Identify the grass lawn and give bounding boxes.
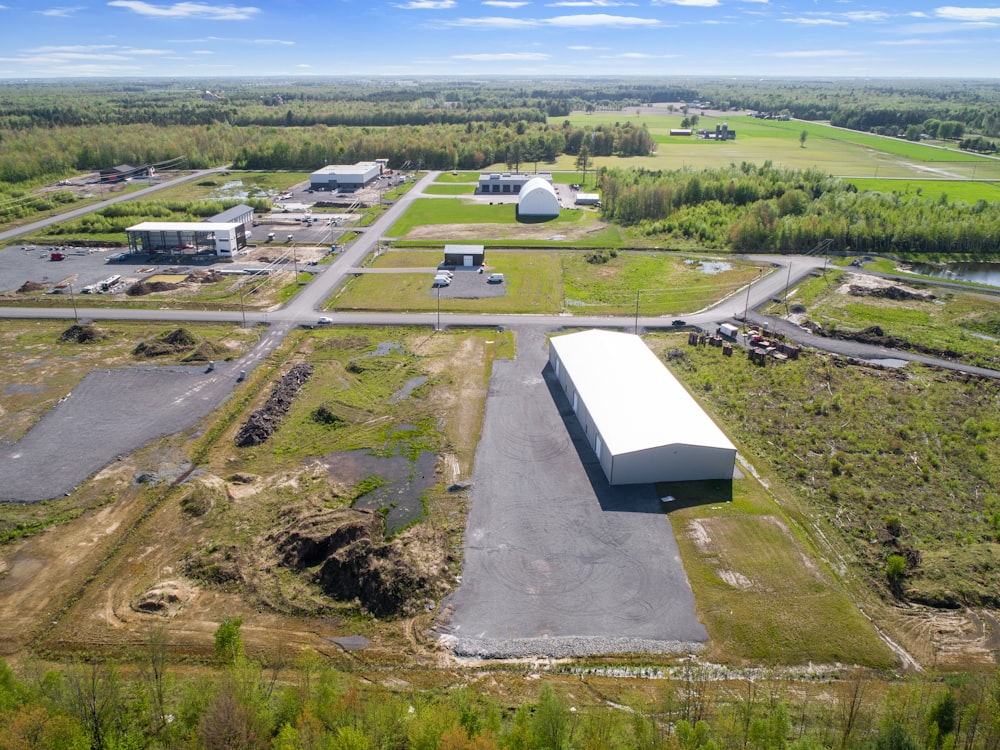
[563,252,761,316]
[433,171,480,183]
[422,184,475,196]
[143,171,310,203]
[653,471,894,666]
[330,251,563,313]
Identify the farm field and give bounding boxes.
[548,112,1000,180]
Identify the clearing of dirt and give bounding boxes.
[404,220,609,243]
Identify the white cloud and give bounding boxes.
[934,6,1000,22]
[780,17,847,26]
[652,0,719,6]
[844,11,888,21]
[600,51,680,58]
[453,52,551,59]
[547,12,660,25]
[877,37,963,45]
[107,1,260,21]
[548,0,635,6]
[483,0,529,6]
[193,49,214,54]
[253,39,295,45]
[449,15,538,27]
[758,49,860,58]
[393,0,456,7]
[38,6,85,16]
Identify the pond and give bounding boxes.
[686,259,733,275]
[908,261,1000,288]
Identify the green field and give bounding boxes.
[422,184,475,195]
[386,197,596,237]
[332,249,760,316]
[546,113,1000,181]
[845,178,1000,203]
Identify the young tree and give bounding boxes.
[800,130,808,148]
[575,143,591,187]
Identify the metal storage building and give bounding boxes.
[443,244,485,267]
[548,329,736,485]
[310,162,381,190]
[517,177,560,220]
[124,221,246,258]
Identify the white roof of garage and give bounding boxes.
[550,329,735,457]
[126,222,240,232]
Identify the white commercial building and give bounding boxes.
[517,177,560,220]
[548,329,736,485]
[310,162,381,191]
[124,222,246,258]
[477,172,551,194]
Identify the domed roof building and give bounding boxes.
[516,177,560,220]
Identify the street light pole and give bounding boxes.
[436,285,441,331]
[743,271,755,334]
[634,290,640,335]
[239,282,246,328]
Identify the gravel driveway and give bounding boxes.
[437,326,708,658]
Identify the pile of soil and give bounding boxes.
[17,281,46,294]
[235,363,314,447]
[181,340,230,363]
[273,507,450,617]
[134,328,198,357]
[127,280,180,296]
[59,324,105,344]
[849,284,935,302]
[188,270,225,284]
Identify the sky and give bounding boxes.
[0,1,999,79]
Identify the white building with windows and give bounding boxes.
[548,329,736,485]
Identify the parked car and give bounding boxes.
[317,316,333,325]
[487,273,505,284]
[432,277,450,287]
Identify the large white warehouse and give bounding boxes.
[548,329,736,485]
[310,162,381,191]
[517,177,560,220]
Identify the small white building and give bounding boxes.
[574,193,601,206]
[443,244,485,267]
[548,330,736,485]
[477,172,551,194]
[517,177,560,220]
[310,162,381,191]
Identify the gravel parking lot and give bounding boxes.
[437,327,708,658]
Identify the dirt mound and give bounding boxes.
[235,363,314,447]
[188,270,225,284]
[127,280,179,296]
[17,281,46,293]
[849,284,935,302]
[59,324,105,344]
[181,340,230,363]
[134,328,198,358]
[132,579,193,617]
[272,507,451,617]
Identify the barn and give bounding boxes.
[548,329,736,485]
[517,177,560,220]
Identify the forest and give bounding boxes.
[597,162,1000,255]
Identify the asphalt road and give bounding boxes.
[437,327,708,657]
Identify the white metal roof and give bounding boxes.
[550,329,735,457]
[444,243,484,256]
[126,222,241,232]
[312,162,379,176]
[518,177,559,216]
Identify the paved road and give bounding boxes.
[0,167,232,245]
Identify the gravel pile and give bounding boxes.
[441,634,705,659]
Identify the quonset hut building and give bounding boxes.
[548,329,736,485]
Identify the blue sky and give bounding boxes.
[0,1,998,79]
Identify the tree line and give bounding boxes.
[597,162,1000,255]
[3,623,1000,750]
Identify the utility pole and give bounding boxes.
[436,285,441,331]
[743,272,755,334]
[69,281,79,324]
[634,290,640,335]
[783,261,793,315]
[239,281,246,327]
